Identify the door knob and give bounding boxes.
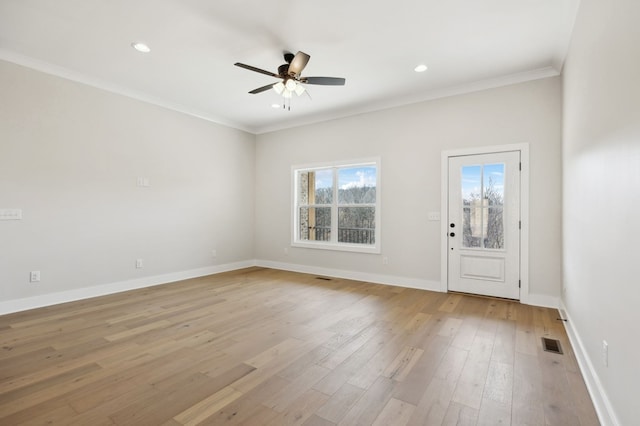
[449,232,455,237]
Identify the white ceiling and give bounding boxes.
[0,0,580,134]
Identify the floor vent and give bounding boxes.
[542,337,563,354]
[315,277,332,281]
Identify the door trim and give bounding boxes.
[440,143,530,303]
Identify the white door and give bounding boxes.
[447,151,521,299]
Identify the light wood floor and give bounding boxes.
[0,268,599,425]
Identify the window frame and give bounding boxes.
[291,158,381,254]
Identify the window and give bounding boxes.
[293,159,380,253]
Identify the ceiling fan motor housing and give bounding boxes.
[234,50,346,95]
[277,63,290,78]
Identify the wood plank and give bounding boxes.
[438,317,463,337]
[441,401,479,426]
[338,376,395,426]
[302,414,337,426]
[451,334,494,410]
[391,335,450,405]
[438,294,463,312]
[512,352,545,426]
[172,386,243,425]
[202,374,289,425]
[371,398,416,426]
[476,361,513,425]
[381,345,424,382]
[406,345,468,426]
[264,364,330,412]
[315,383,364,424]
[403,312,431,333]
[266,389,330,426]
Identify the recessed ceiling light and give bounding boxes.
[131,42,151,53]
[414,64,428,73]
[271,104,281,109]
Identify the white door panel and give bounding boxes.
[448,151,520,299]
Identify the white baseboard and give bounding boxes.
[0,257,561,318]
[0,260,256,316]
[255,260,443,292]
[559,300,619,426]
[521,293,559,309]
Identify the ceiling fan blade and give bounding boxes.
[248,83,276,94]
[288,51,310,77]
[302,77,346,86]
[234,62,279,78]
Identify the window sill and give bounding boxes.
[291,240,381,254]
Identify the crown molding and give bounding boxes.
[0,48,255,134]
[2,48,559,136]
[255,66,560,134]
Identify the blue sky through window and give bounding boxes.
[314,169,333,189]
[339,166,376,190]
[461,163,504,200]
[314,166,377,189]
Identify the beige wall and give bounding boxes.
[0,60,256,307]
[255,76,562,303]
[0,61,563,311]
[562,0,640,424]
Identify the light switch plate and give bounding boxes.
[0,209,22,220]
[427,211,440,221]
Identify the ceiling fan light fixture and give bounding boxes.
[294,84,306,96]
[235,51,345,107]
[273,81,285,95]
[285,79,297,91]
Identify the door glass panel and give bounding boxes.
[486,207,504,249]
[461,165,482,248]
[483,163,505,206]
[484,163,505,249]
[461,163,505,249]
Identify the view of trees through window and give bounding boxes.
[461,163,505,249]
[297,164,377,247]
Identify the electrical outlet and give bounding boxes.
[284,247,289,255]
[602,340,608,367]
[30,271,41,282]
[382,256,389,265]
[136,259,143,269]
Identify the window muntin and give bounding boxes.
[293,160,380,253]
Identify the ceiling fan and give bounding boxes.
[234,51,346,103]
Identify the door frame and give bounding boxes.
[440,143,530,303]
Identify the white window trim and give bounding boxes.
[291,157,381,254]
